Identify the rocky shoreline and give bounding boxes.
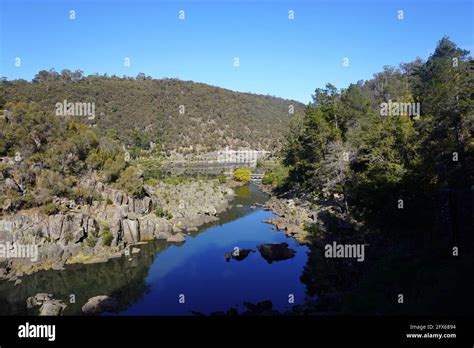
[259,183,361,245]
[0,177,237,283]
[258,184,315,244]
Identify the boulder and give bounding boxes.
[166,233,185,243]
[132,247,140,254]
[225,249,255,262]
[82,295,118,315]
[123,219,140,244]
[257,243,296,264]
[26,296,38,309]
[156,231,171,240]
[39,299,67,316]
[138,215,156,241]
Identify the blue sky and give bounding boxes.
[1,0,472,103]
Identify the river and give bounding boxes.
[0,184,310,315]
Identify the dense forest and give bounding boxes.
[0,74,304,154]
[279,36,473,228]
[267,37,474,314]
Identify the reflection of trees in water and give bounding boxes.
[299,244,363,313]
[235,184,252,198]
[0,241,168,315]
[299,243,474,315]
[0,184,270,316]
[190,184,269,236]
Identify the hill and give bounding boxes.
[1,73,305,153]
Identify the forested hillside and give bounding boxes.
[264,37,474,314]
[279,37,473,228]
[0,74,304,153]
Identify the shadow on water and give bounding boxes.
[0,240,167,315]
[1,183,301,315]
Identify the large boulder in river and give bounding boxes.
[39,299,67,316]
[26,293,67,315]
[224,248,255,262]
[82,295,118,315]
[26,293,53,308]
[257,243,296,264]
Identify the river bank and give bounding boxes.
[258,183,362,245]
[0,183,310,316]
[0,176,240,283]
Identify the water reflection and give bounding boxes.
[0,184,309,315]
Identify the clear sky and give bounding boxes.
[1,0,472,103]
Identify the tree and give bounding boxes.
[414,36,473,188]
[283,105,339,190]
[233,168,251,182]
[117,166,145,197]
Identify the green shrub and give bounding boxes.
[101,225,113,246]
[144,177,159,187]
[86,148,109,170]
[85,235,97,248]
[103,153,127,182]
[117,166,145,198]
[154,207,165,217]
[0,163,9,176]
[218,174,227,184]
[262,164,288,187]
[41,202,60,215]
[72,187,103,205]
[154,207,173,220]
[136,157,162,182]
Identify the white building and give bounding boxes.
[217,146,269,165]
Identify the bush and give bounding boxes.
[262,164,288,187]
[233,168,251,183]
[0,163,9,176]
[144,177,159,187]
[103,153,127,182]
[101,225,113,246]
[117,166,145,198]
[154,207,173,220]
[85,148,109,170]
[218,174,227,184]
[72,187,103,205]
[85,235,97,248]
[36,170,70,198]
[41,202,60,215]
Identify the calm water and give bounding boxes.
[0,184,309,315]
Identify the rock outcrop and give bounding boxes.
[224,248,255,262]
[26,293,67,316]
[0,179,235,281]
[82,295,118,315]
[257,243,296,263]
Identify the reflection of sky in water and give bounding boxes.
[0,184,310,316]
[119,208,309,315]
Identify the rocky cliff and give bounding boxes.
[0,179,235,282]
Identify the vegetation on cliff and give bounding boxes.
[1,74,304,154]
